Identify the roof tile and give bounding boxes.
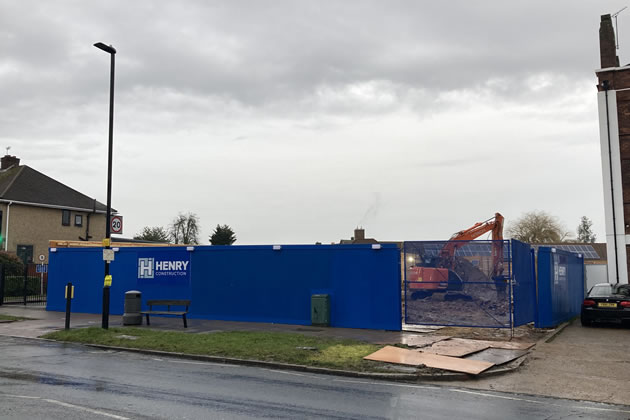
[0,165,108,212]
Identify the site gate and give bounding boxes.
[403,240,536,328]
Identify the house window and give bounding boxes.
[75,214,83,227]
[62,210,71,226]
[17,244,33,264]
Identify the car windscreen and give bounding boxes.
[589,284,613,297]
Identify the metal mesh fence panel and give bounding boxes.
[403,240,512,328]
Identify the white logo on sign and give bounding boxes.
[138,258,154,278]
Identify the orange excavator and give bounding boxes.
[408,213,505,298]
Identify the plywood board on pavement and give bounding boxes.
[475,340,535,350]
[364,346,494,375]
[402,324,444,333]
[401,335,451,348]
[423,338,490,357]
[465,348,528,365]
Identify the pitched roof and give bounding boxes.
[0,165,109,212]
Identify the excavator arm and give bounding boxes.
[439,213,505,278]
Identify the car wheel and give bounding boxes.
[580,317,591,327]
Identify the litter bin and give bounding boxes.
[123,290,142,325]
[311,294,330,326]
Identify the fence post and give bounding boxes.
[23,264,28,306]
[0,264,4,306]
[509,241,514,333]
[531,248,537,327]
[402,242,407,324]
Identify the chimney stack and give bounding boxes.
[1,155,20,170]
[600,14,620,68]
[354,228,365,241]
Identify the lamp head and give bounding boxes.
[94,42,116,54]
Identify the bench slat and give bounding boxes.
[146,299,190,306]
[141,311,187,316]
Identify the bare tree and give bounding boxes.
[506,211,571,243]
[170,212,200,244]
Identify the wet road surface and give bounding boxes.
[0,336,628,419]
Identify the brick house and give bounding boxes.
[0,154,111,264]
[339,228,379,245]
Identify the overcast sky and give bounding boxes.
[1,1,627,244]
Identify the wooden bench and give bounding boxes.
[141,300,190,328]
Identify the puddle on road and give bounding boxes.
[0,369,85,387]
[0,369,109,393]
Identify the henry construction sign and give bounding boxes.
[137,251,191,285]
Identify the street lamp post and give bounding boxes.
[94,42,116,329]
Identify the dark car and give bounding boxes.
[581,283,630,326]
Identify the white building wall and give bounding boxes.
[597,90,628,284]
[585,264,608,291]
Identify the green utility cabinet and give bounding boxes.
[311,294,330,326]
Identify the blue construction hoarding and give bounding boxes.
[47,244,402,331]
[536,247,585,328]
[512,240,536,327]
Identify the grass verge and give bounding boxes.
[43,327,385,372]
[0,314,29,321]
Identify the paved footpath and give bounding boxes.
[436,321,630,406]
[0,306,409,342]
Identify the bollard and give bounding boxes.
[65,282,74,330]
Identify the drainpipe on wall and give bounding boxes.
[84,213,91,240]
[603,80,621,284]
[83,199,96,241]
[4,201,11,252]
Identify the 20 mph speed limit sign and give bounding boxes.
[110,215,123,234]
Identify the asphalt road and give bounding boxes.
[0,336,628,419]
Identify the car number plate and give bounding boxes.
[598,302,617,308]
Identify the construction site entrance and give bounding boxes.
[403,240,535,328]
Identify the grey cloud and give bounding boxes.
[0,0,616,243]
[2,1,611,115]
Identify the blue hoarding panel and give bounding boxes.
[536,247,585,328]
[329,247,401,330]
[47,248,104,315]
[47,244,401,331]
[512,240,536,327]
[190,247,330,325]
